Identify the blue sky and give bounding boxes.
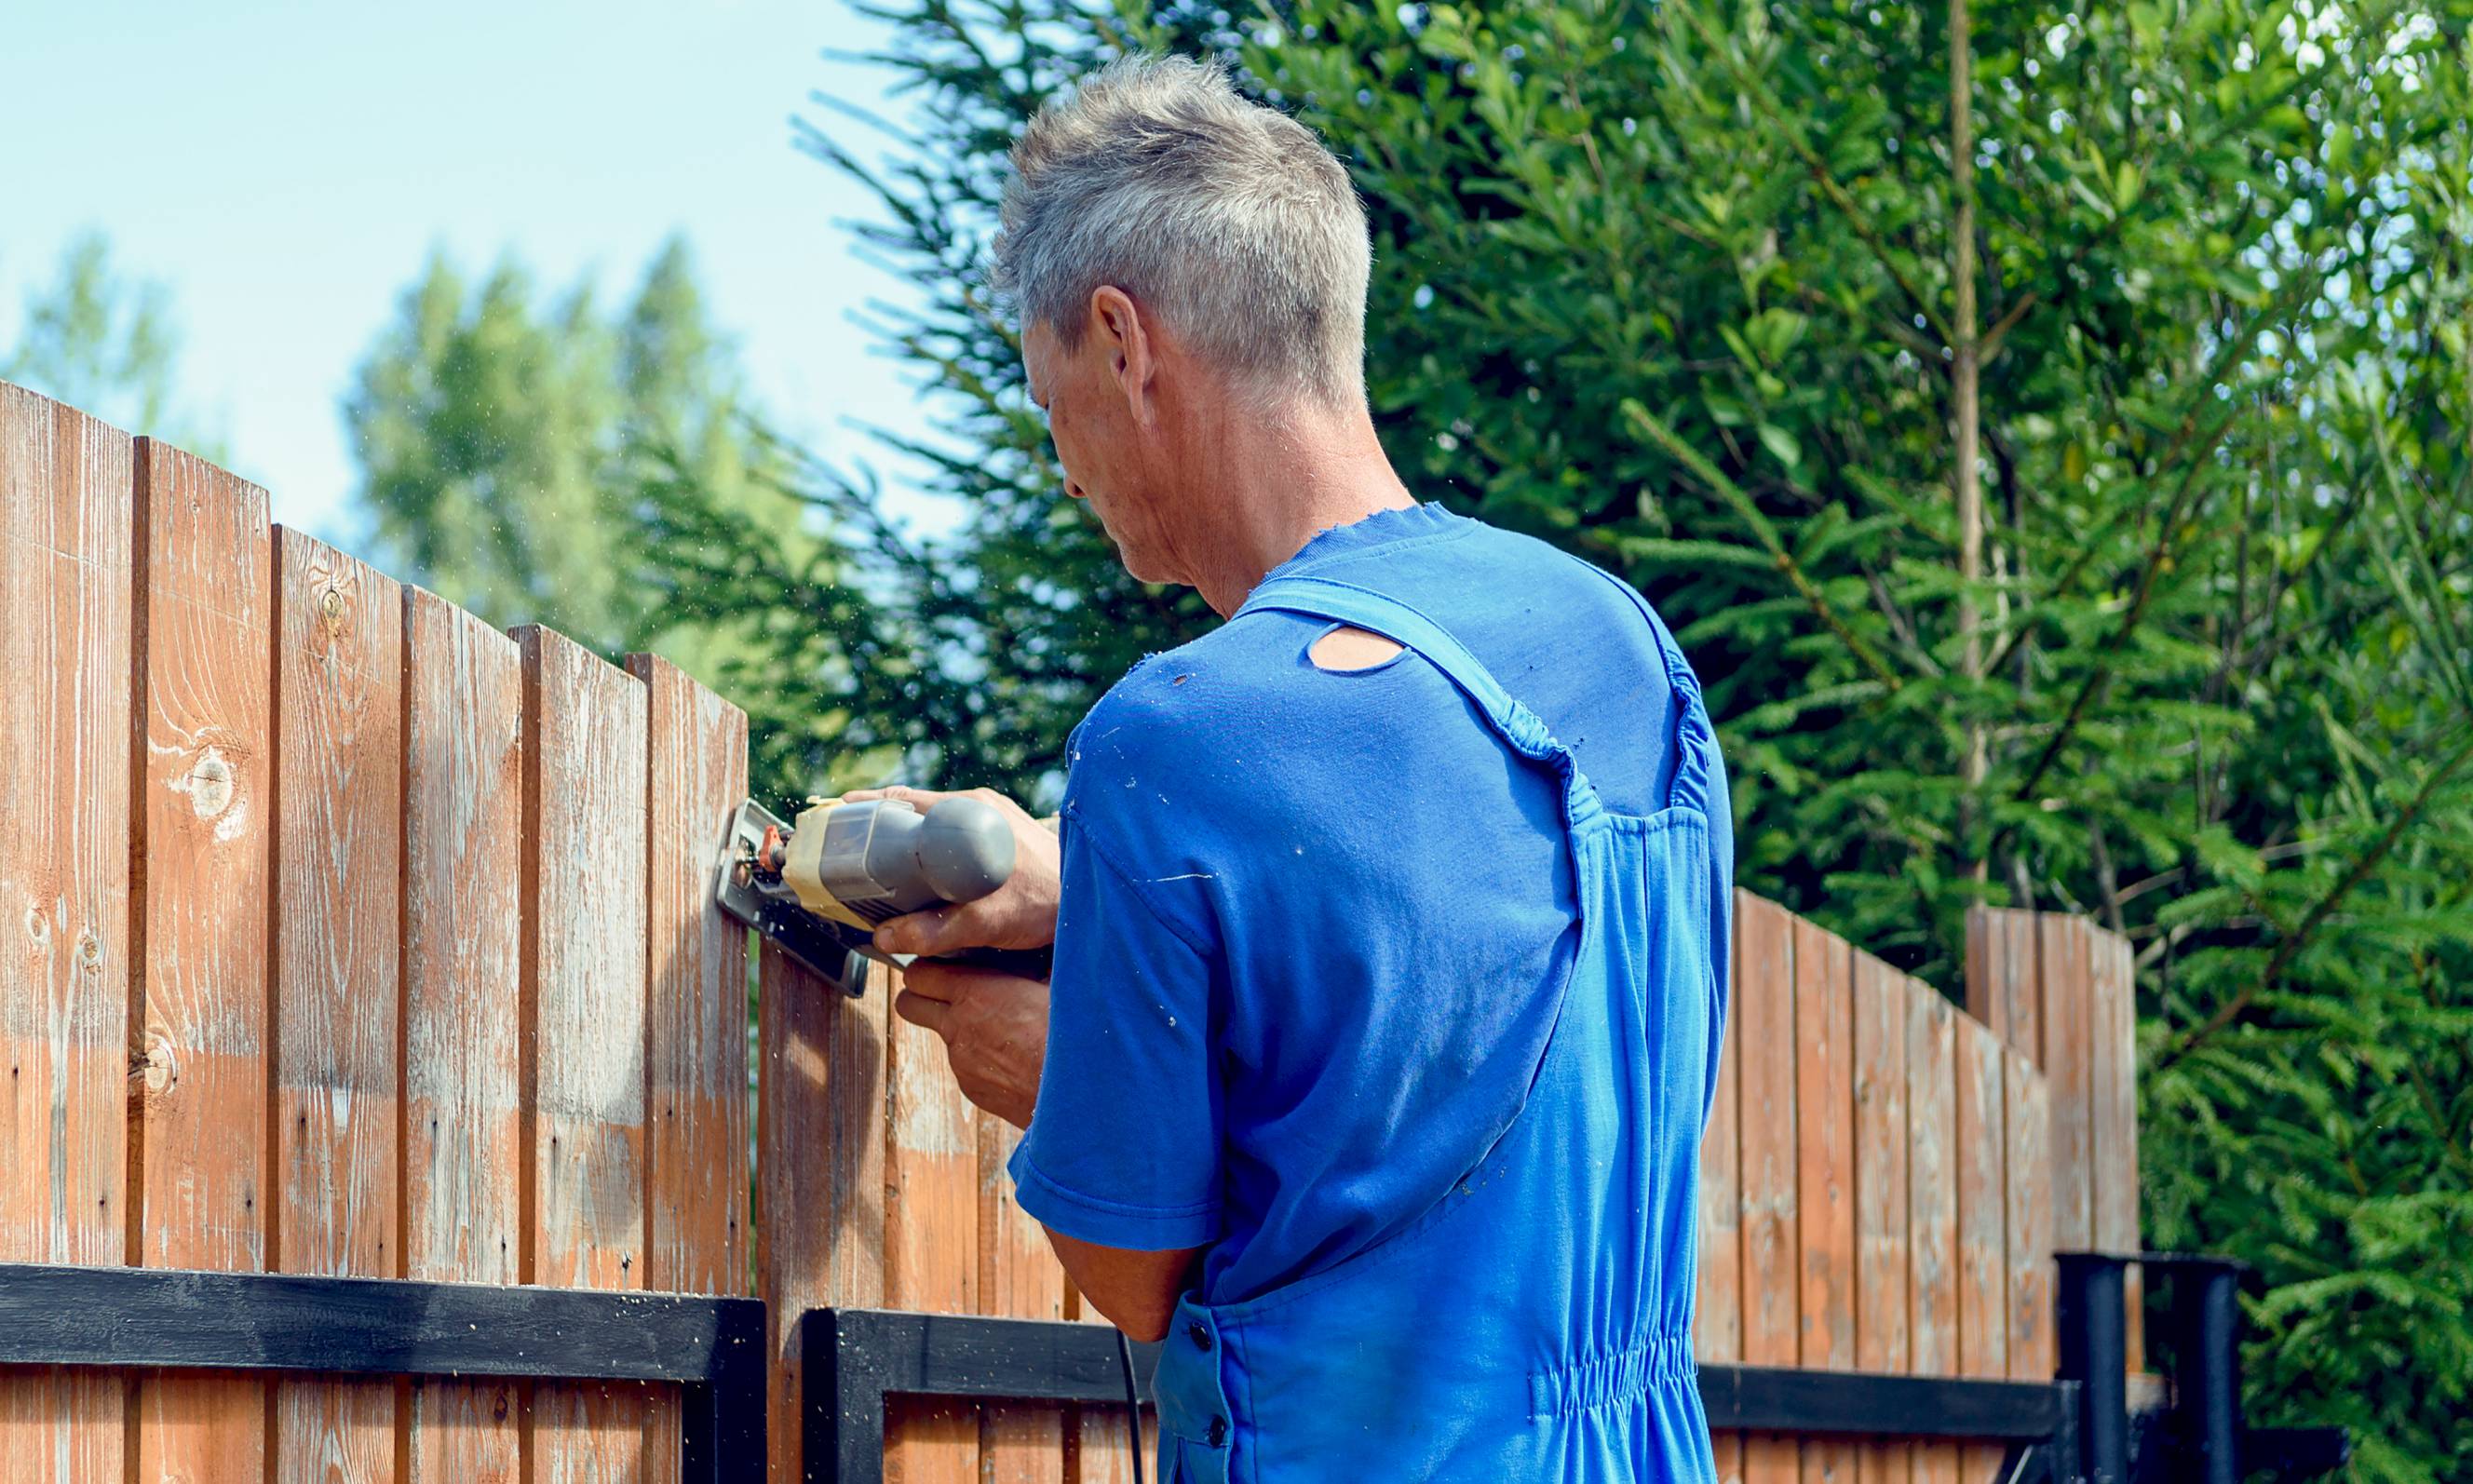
[1,0,947,547]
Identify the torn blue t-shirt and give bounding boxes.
[1007,501,1733,1304]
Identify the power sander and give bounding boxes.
[715,796,1053,997]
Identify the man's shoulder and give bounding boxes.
[1066,619,1313,781]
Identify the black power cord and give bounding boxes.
[1115,1328,1147,1484]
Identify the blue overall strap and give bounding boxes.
[1571,560,1716,816]
[1236,573,1602,827]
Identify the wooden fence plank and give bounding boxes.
[629,654,750,1299]
[2005,1046,2054,1383]
[520,627,654,1484]
[1697,949,1744,1484]
[130,438,271,1482]
[272,529,402,1483]
[1952,1014,2007,1484]
[1962,907,2044,1068]
[1736,891,1798,1484]
[886,969,981,1484]
[1794,916,1855,1484]
[0,384,130,1481]
[1906,982,1959,1484]
[760,948,887,1483]
[1852,951,1910,1484]
[2088,925,2143,1372]
[128,442,274,1484]
[402,589,525,1483]
[981,1110,1066,1484]
[2038,914,2093,1254]
[629,654,750,1477]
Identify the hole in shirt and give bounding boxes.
[1307,624,1407,673]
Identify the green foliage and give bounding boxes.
[344,237,901,798]
[3,231,221,457]
[634,0,2473,1468]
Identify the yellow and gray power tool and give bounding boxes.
[715,796,1053,996]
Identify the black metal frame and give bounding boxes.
[2057,1251,2348,1484]
[803,1306,2080,1484]
[0,1261,766,1482]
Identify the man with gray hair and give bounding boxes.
[858,52,1731,1482]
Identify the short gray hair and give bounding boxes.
[993,53,1372,410]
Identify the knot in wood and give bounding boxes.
[183,753,234,818]
[140,1031,178,1096]
[320,587,345,627]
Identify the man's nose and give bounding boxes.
[1065,478,1088,501]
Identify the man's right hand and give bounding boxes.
[838,785,1062,954]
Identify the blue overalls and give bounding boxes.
[1145,572,1727,1482]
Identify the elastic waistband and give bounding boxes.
[1527,1332,1697,1420]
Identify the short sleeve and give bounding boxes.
[1007,809,1223,1251]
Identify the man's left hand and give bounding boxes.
[892,961,1049,1130]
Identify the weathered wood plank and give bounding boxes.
[1851,951,1910,1484]
[628,654,750,1475]
[272,528,403,1483]
[980,1109,1066,1484]
[2038,913,2094,1254]
[402,588,524,1484]
[1952,1012,2007,1484]
[760,947,887,1482]
[1962,906,2044,1067]
[2088,924,2143,1373]
[628,654,750,1300]
[130,437,271,1483]
[520,627,654,1484]
[1794,915,1855,1484]
[1736,891,1798,1484]
[0,384,130,1481]
[2005,1046,2054,1383]
[1698,948,1744,1484]
[1906,981,1959,1484]
[886,965,980,1484]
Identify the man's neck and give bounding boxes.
[1179,399,1415,618]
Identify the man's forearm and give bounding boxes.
[1044,1228,1204,1342]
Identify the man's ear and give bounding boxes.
[1089,285,1155,425]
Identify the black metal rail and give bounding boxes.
[803,1306,2082,1484]
[0,1261,766,1483]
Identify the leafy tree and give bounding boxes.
[345,237,900,795]
[641,2,2472,1470]
[3,231,221,456]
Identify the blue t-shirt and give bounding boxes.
[1008,502,1734,1304]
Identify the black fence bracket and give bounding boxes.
[2055,1250,2349,1484]
[0,1261,766,1483]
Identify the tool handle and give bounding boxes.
[947,943,1054,981]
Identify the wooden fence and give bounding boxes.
[0,381,2141,1483]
